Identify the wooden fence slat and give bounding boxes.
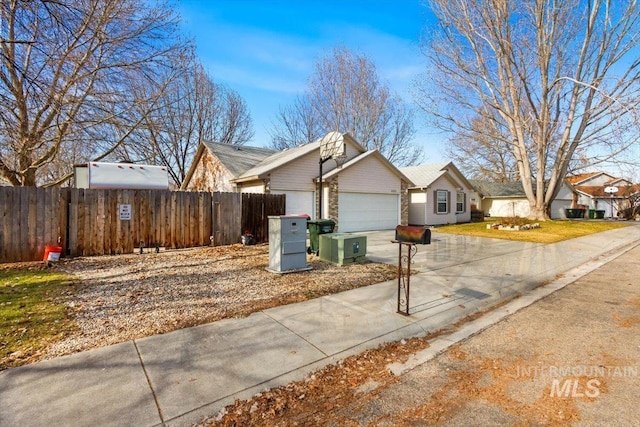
[1,188,13,261]
[58,188,69,257]
[68,189,79,257]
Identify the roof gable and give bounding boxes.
[567,171,616,186]
[321,150,413,183]
[400,163,449,188]
[234,132,367,182]
[400,162,472,190]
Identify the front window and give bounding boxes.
[436,190,448,214]
[456,192,465,213]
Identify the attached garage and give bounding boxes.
[338,193,399,232]
[320,150,411,232]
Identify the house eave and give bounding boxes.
[231,175,264,184]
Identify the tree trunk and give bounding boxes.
[528,204,551,221]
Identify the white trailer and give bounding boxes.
[74,162,170,190]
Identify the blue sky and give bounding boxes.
[177,0,446,163]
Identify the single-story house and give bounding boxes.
[568,172,640,218]
[182,132,413,232]
[400,162,474,226]
[470,179,576,219]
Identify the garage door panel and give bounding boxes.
[274,191,314,217]
[339,193,398,232]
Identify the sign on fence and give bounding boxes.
[119,204,132,220]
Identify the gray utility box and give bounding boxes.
[319,233,367,266]
[267,215,311,273]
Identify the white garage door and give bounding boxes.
[275,190,315,217]
[339,193,399,232]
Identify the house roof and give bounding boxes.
[566,172,601,185]
[234,142,321,182]
[233,132,367,183]
[609,177,634,186]
[180,141,276,189]
[575,184,640,198]
[320,149,414,184]
[400,163,448,188]
[566,171,617,185]
[202,141,276,178]
[400,162,473,190]
[470,180,527,198]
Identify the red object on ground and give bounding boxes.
[43,245,63,262]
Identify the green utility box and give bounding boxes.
[319,233,367,266]
[307,219,335,255]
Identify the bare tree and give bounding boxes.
[0,0,186,186]
[118,53,253,187]
[212,87,254,146]
[446,116,518,182]
[270,95,323,151]
[270,46,422,166]
[418,0,640,219]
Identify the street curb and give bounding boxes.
[386,239,640,376]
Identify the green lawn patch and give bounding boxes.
[436,219,629,243]
[0,267,77,370]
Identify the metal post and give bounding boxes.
[396,242,402,313]
[318,158,322,220]
[611,194,614,219]
[318,157,331,219]
[396,241,415,316]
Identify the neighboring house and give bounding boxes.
[470,179,576,219]
[400,162,474,226]
[182,133,413,232]
[568,172,640,218]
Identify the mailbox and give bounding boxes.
[394,225,431,245]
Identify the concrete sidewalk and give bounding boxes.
[1,225,639,427]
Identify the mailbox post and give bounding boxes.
[393,225,431,315]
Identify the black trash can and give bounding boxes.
[307,219,335,255]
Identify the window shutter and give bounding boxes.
[448,191,451,213]
[433,191,437,214]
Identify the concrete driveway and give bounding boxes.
[360,226,638,311]
[361,229,537,269]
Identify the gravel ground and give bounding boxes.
[206,244,640,426]
[3,244,397,367]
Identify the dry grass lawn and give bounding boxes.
[436,218,629,243]
[1,244,397,370]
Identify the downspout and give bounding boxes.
[422,187,428,225]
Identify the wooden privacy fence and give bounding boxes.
[242,192,287,243]
[0,187,285,263]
